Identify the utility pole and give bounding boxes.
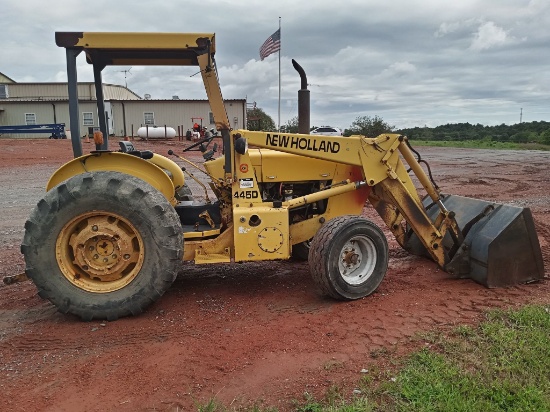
[520,108,523,123]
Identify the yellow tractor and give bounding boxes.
[21,32,544,320]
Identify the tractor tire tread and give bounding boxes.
[308,215,388,300]
[309,216,347,299]
[22,171,183,321]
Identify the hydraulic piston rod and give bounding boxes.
[285,180,367,209]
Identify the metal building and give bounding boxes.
[0,72,246,138]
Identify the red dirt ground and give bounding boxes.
[0,138,548,412]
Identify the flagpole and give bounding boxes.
[278,16,281,131]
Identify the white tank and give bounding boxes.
[137,126,177,139]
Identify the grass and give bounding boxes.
[197,398,278,412]
[197,304,550,411]
[409,140,550,151]
[384,305,550,411]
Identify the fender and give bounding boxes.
[46,152,181,205]
[149,153,185,191]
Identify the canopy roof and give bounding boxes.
[55,32,215,66]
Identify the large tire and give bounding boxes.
[21,171,183,321]
[308,215,388,300]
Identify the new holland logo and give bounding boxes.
[265,133,340,153]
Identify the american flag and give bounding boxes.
[259,29,281,61]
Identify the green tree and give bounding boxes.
[247,107,276,131]
[280,116,299,133]
[510,131,534,143]
[541,129,550,145]
[344,115,394,137]
[396,121,550,143]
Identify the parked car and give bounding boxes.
[310,126,343,136]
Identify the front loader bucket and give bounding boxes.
[409,194,545,288]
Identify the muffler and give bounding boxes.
[408,194,545,287]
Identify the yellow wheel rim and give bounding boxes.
[56,211,144,293]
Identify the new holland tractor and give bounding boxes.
[20,32,544,320]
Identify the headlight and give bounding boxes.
[234,135,248,155]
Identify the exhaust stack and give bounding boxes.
[292,59,310,134]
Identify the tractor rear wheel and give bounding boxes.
[309,216,388,300]
[21,171,183,321]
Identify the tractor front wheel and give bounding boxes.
[309,216,388,300]
[22,171,183,321]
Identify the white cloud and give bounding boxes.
[435,22,462,38]
[381,61,417,76]
[470,21,509,51]
[527,0,549,14]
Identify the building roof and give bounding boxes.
[108,98,246,103]
[0,72,16,83]
[1,82,142,101]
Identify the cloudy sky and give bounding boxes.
[2,0,549,130]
